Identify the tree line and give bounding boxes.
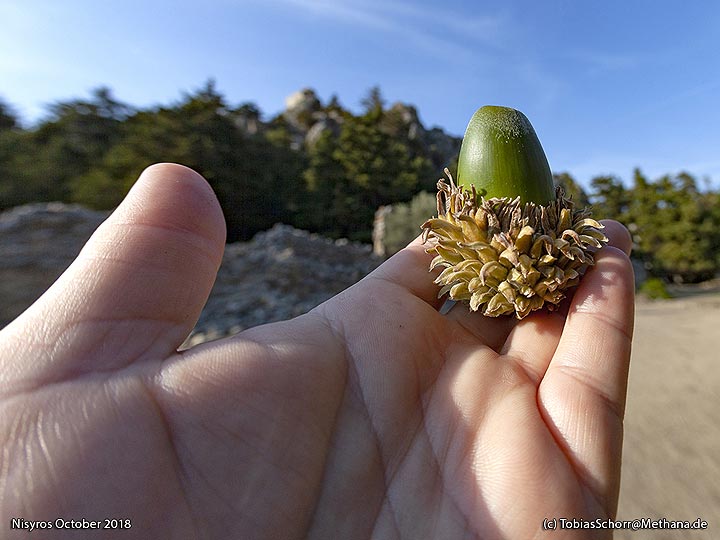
[0,83,444,244]
[1,83,719,282]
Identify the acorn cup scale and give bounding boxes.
[422,105,608,319]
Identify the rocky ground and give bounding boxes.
[1,203,717,538]
[183,223,382,346]
[0,204,382,340]
[0,203,108,326]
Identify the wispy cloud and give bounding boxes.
[633,79,720,119]
[275,0,396,31]
[515,60,565,110]
[349,0,508,45]
[566,50,640,75]
[262,0,508,63]
[261,0,571,114]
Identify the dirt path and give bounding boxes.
[615,293,720,539]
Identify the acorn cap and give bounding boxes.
[457,105,555,205]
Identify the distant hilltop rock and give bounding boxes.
[284,88,322,125]
[388,102,422,140]
[277,87,461,168]
[0,203,382,345]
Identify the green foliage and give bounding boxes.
[593,169,720,283]
[1,87,131,209]
[382,191,437,255]
[360,86,385,116]
[0,85,442,241]
[0,98,19,131]
[1,83,720,284]
[69,82,306,241]
[303,101,433,241]
[639,277,672,299]
[0,130,21,207]
[554,172,590,207]
[589,174,629,220]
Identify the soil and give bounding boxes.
[615,291,720,539]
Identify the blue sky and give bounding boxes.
[2,0,720,188]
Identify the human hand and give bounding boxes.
[0,164,634,539]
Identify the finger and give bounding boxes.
[366,235,443,308]
[369,234,516,348]
[498,310,566,382]
[599,219,632,256]
[537,244,635,514]
[0,163,226,393]
[500,219,634,383]
[445,306,516,352]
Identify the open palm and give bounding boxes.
[0,164,634,539]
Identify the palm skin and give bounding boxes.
[0,164,634,539]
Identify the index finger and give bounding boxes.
[366,235,444,309]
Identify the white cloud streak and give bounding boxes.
[565,50,640,74]
[262,0,508,63]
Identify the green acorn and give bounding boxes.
[421,105,607,319]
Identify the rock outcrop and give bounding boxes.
[186,223,381,345]
[0,204,382,345]
[0,203,109,325]
[279,88,461,166]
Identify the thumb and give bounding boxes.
[0,163,226,392]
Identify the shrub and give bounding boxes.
[639,277,672,299]
[381,191,437,255]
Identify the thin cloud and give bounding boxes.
[566,50,640,74]
[634,79,720,118]
[353,0,508,45]
[260,0,566,117]
[263,0,507,63]
[515,60,565,110]
[276,0,396,31]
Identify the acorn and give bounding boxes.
[421,105,607,318]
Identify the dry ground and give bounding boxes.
[615,291,720,539]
